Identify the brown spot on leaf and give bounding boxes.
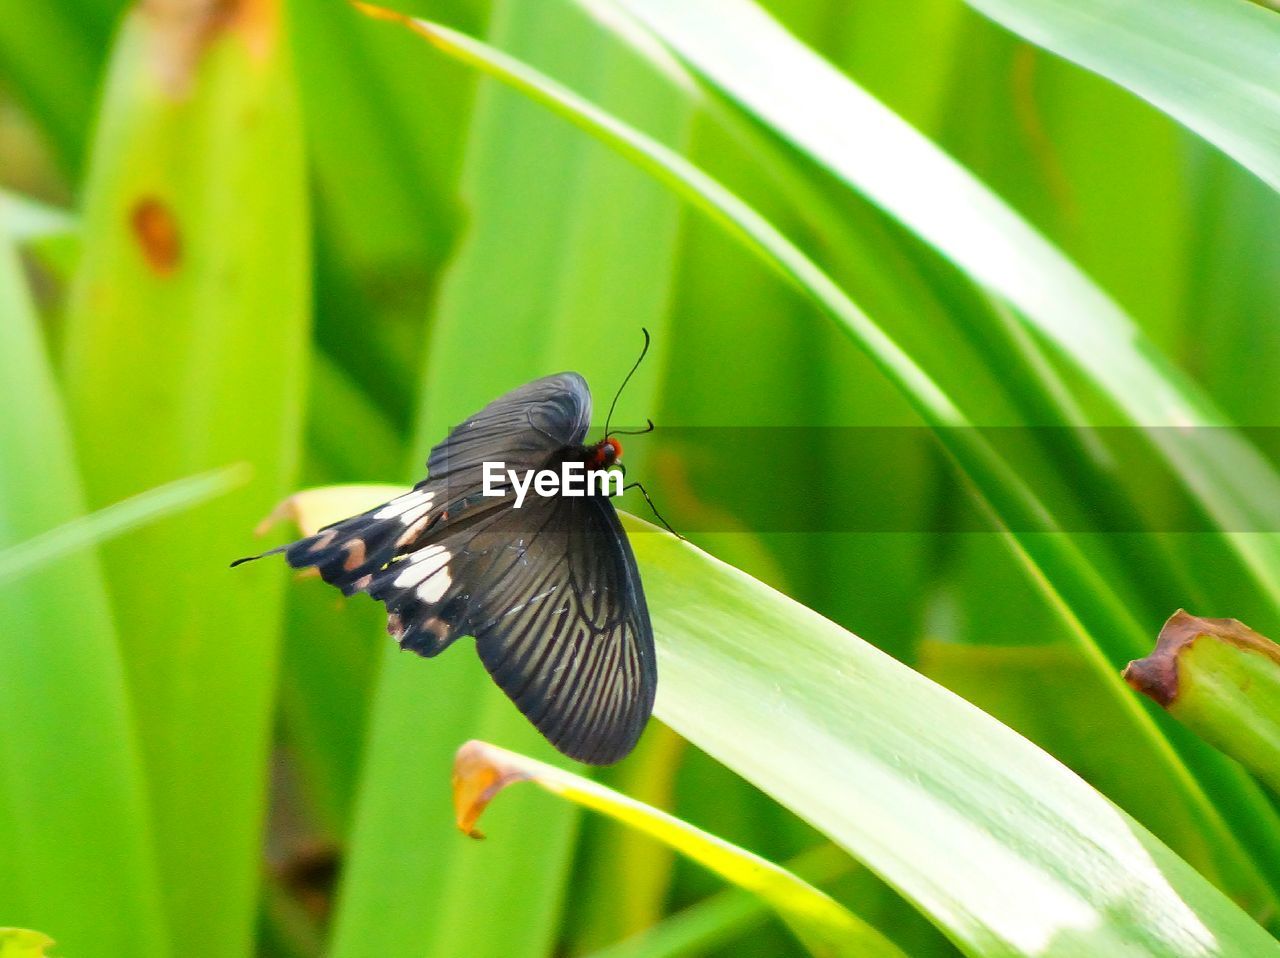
[131,197,181,275]
[1124,609,1280,707]
[452,740,532,839]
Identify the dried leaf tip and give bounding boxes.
[1124,609,1279,708]
[451,740,533,839]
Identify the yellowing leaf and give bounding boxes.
[0,929,56,958]
[451,741,904,958]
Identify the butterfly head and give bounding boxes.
[589,437,623,469]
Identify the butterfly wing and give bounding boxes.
[468,494,654,764]
[361,491,654,764]
[426,371,592,480]
[263,371,655,763]
[273,372,591,595]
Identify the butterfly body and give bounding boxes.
[252,372,655,765]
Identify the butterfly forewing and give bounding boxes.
[426,372,592,481]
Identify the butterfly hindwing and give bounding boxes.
[360,491,654,764]
[465,494,654,765]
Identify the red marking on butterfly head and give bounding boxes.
[590,437,623,469]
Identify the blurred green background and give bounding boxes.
[4,0,1280,956]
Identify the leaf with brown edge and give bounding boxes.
[452,741,534,840]
[450,741,906,958]
[1126,611,1280,795]
[0,929,56,958]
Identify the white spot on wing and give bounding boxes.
[418,567,452,603]
[398,499,433,526]
[392,545,451,603]
[374,489,433,521]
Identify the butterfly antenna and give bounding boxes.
[612,418,655,438]
[603,328,651,439]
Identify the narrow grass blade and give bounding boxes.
[61,3,310,955]
[0,221,168,958]
[964,0,1280,193]
[452,741,905,958]
[353,7,1280,914]
[272,486,1280,956]
[0,465,247,583]
[1126,611,1280,797]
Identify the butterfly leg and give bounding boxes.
[622,481,683,540]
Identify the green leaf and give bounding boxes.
[355,4,1280,914]
[962,0,1280,194]
[1126,611,1280,797]
[0,212,168,958]
[292,0,477,426]
[0,929,56,958]
[60,4,310,956]
[273,484,1280,956]
[631,515,1280,956]
[452,740,906,958]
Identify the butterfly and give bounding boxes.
[237,357,658,765]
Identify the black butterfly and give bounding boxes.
[238,369,657,765]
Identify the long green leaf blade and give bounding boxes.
[0,465,247,583]
[597,0,1280,621]
[0,215,169,958]
[61,3,310,955]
